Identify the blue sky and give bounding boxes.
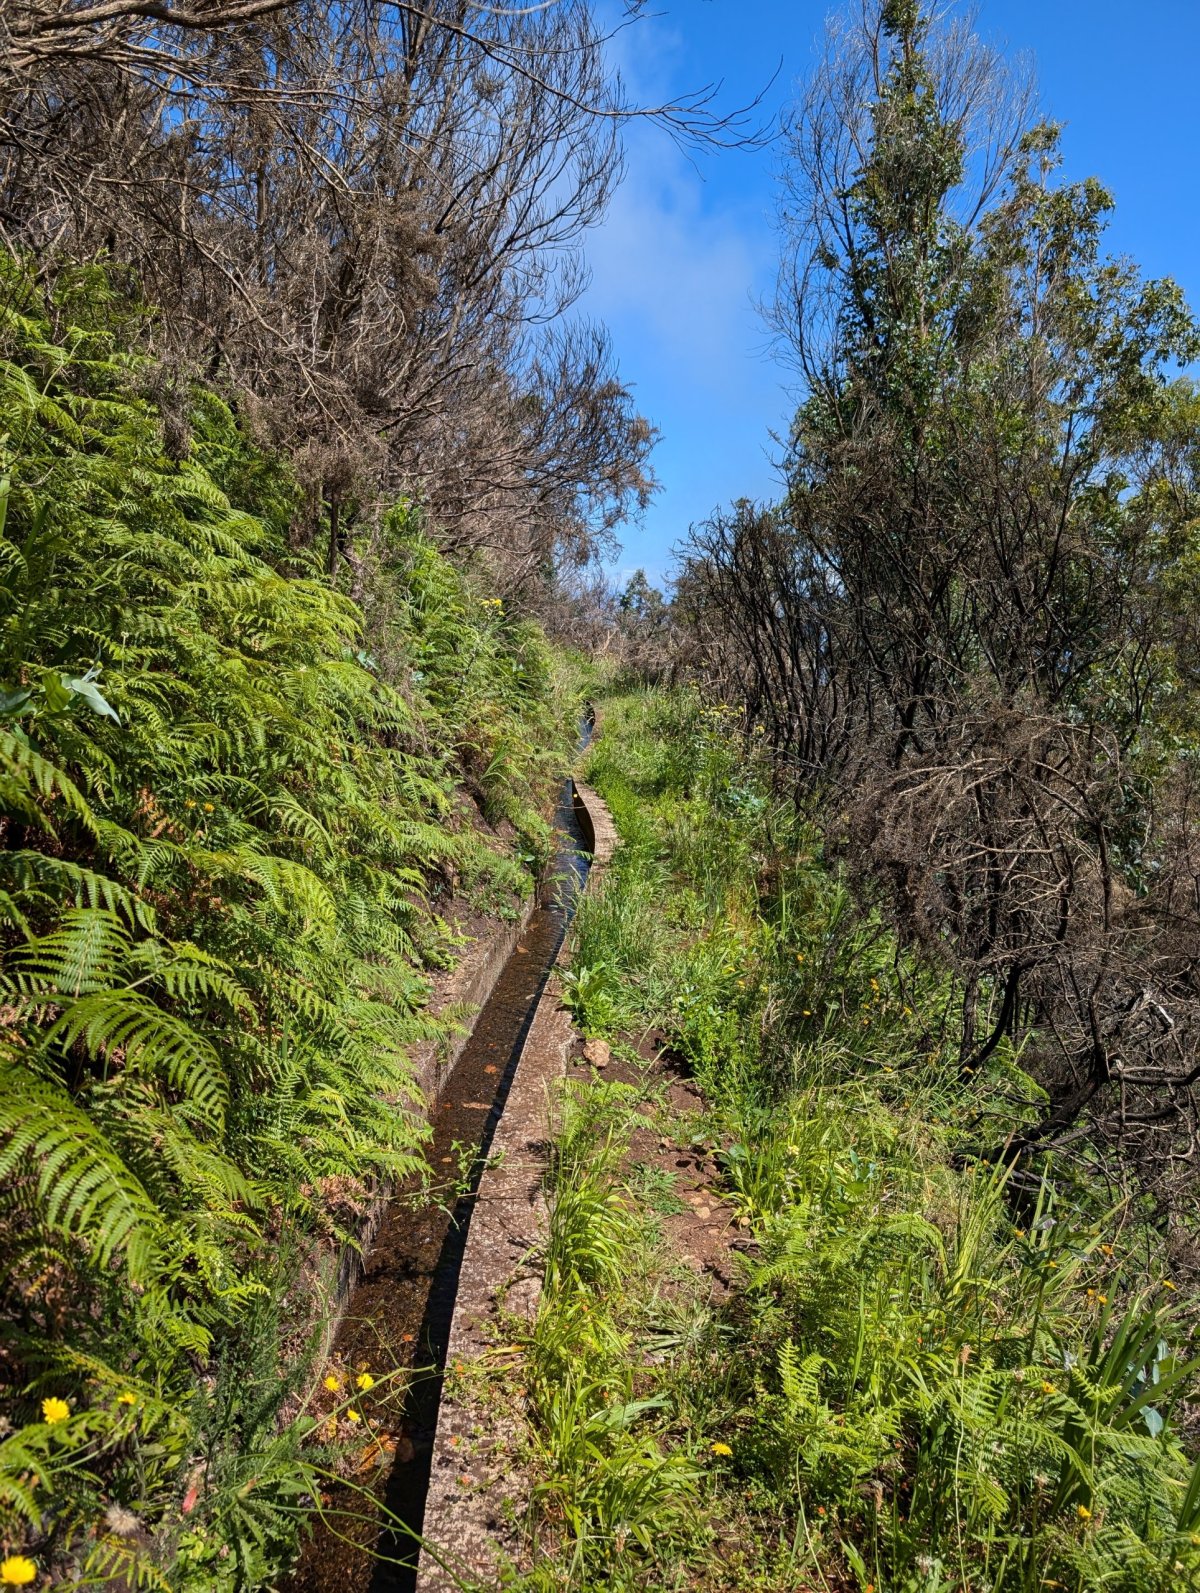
[580,0,1200,589]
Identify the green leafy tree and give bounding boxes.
[681,1,1200,1196]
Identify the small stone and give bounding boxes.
[583,1039,611,1068]
[696,1206,712,1220]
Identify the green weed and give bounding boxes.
[519,690,1200,1593]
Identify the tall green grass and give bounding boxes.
[519,689,1200,1592]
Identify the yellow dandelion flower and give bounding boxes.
[0,1557,37,1587]
[355,1372,375,1392]
[1100,1244,1114,1256]
[116,1391,137,1405]
[710,1441,733,1456]
[1040,1381,1056,1395]
[202,802,214,813]
[1086,1289,1095,1299]
[41,1396,70,1424]
[346,1408,362,1423]
[324,1374,341,1393]
[1098,1294,1108,1305]
[1077,1504,1092,1522]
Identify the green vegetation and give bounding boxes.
[4,2,1200,1589]
[519,691,1200,1592]
[0,253,574,1588]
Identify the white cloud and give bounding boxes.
[578,6,778,396]
[583,140,772,393]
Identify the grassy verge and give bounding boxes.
[512,689,1200,1593]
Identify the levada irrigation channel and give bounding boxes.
[288,757,594,1593]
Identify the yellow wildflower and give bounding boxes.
[202,802,214,813]
[324,1374,340,1392]
[1162,1280,1177,1291]
[346,1408,362,1423]
[41,1396,70,1424]
[1098,1295,1108,1305]
[1100,1243,1114,1256]
[1077,1504,1092,1522]
[1040,1381,1056,1396]
[710,1441,733,1456]
[0,1557,37,1587]
[355,1372,375,1392]
[116,1391,137,1405]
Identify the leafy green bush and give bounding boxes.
[0,252,572,1586]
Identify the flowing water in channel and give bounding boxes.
[288,768,592,1593]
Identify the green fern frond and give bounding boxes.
[0,1053,164,1279]
[46,990,228,1128]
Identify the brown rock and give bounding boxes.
[583,1038,611,1068]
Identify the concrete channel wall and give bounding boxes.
[416,775,617,1591]
[324,892,540,1338]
